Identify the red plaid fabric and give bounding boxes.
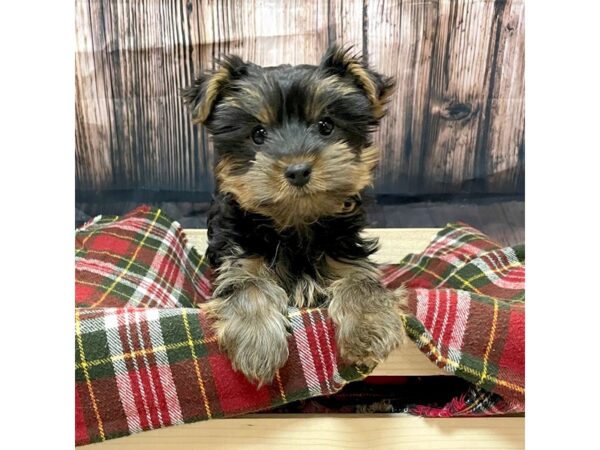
[75,206,524,446]
[381,223,525,405]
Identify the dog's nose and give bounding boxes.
[285,163,312,187]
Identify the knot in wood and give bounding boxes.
[439,101,473,121]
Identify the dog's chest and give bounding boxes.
[274,231,323,274]
[273,241,330,307]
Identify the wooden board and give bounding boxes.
[185,227,445,376]
[75,0,524,198]
[89,416,524,449]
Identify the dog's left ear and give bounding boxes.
[181,55,247,124]
[319,45,395,119]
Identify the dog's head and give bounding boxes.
[182,46,394,228]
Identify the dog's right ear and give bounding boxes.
[181,55,247,124]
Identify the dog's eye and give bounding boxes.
[251,125,268,145]
[317,117,334,136]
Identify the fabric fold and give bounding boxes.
[75,205,524,446]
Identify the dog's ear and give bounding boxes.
[319,45,395,119]
[181,55,248,124]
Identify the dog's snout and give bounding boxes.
[284,163,312,187]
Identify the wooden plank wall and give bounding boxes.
[75,0,524,199]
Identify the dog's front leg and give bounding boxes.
[204,255,290,387]
[326,257,406,368]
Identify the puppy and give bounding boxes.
[182,45,405,386]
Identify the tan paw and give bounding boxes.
[216,316,290,387]
[330,289,406,368]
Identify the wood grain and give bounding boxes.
[88,416,525,449]
[76,0,525,197]
[373,341,448,376]
[419,0,498,194]
[484,0,525,193]
[367,0,438,194]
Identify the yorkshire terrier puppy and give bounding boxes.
[182,45,405,386]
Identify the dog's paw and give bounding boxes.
[215,315,290,387]
[334,308,403,367]
[330,289,406,368]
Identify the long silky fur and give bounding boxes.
[184,45,405,385]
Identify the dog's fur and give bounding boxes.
[182,46,406,386]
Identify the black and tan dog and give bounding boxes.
[182,46,405,386]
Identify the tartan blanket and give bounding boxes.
[75,205,524,446]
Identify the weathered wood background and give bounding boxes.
[75,0,524,200]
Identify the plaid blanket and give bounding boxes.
[75,206,524,446]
